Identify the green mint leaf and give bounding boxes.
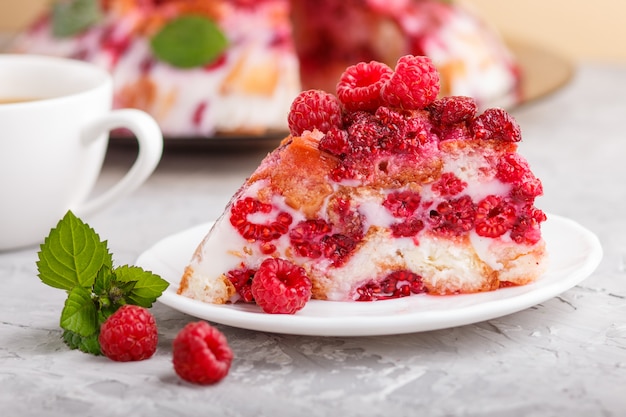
[93,266,135,308]
[115,265,169,308]
[97,306,117,326]
[116,279,137,295]
[37,211,113,290]
[60,286,98,337]
[93,266,118,316]
[62,329,101,355]
[52,0,102,38]
[150,15,228,68]
[93,265,114,297]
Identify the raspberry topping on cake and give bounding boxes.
[380,55,440,109]
[336,61,394,111]
[178,55,548,313]
[429,96,478,125]
[472,108,522,142]
[288,90,343,136]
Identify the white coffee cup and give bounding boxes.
[0,54,163,251]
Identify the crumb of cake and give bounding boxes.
[178,266,235,304]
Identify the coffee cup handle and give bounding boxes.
[73,109,163,217]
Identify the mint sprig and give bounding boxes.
[150,15,228,68]
[37,211,169,355]
[62,329,101,355]
[37,210,112,290]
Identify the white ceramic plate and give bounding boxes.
[137,213,602,336]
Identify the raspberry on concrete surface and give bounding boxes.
[173,321,233,385]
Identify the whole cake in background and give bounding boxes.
[178,55,547,314]
[12,0,301,138]
[11,0,521,139]
[290,0,520,107]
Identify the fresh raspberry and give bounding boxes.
[321,233,359,266]
[431,172,467,197]
[329,162,358,182]
[346,110,387,151]
[356,270,425,301]
[287,90,343,136]
[226,266,256,302]
[429,96,478,125]
[98,305,158,362]
[336,60,393,111]
[374,106,422,152]
[510,176,544,202]
[510,206,547,245]
[230,197,293,242]
[428,195,476,236]
[375,105,407,127]
[390,217,425,238]
[172,321,233,385]
[436,124,474,142]
[319,127,350,156]
[289,219,332,259]
[383,190,422,218]
[472,108,521,142]
[381,55,440,110]
[251,258,312,314]
[326,197,365,239]
[496,153,530,183]
[397,111,437,150]
[474,195,517,238]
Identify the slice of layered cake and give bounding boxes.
[178,55,547,314]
